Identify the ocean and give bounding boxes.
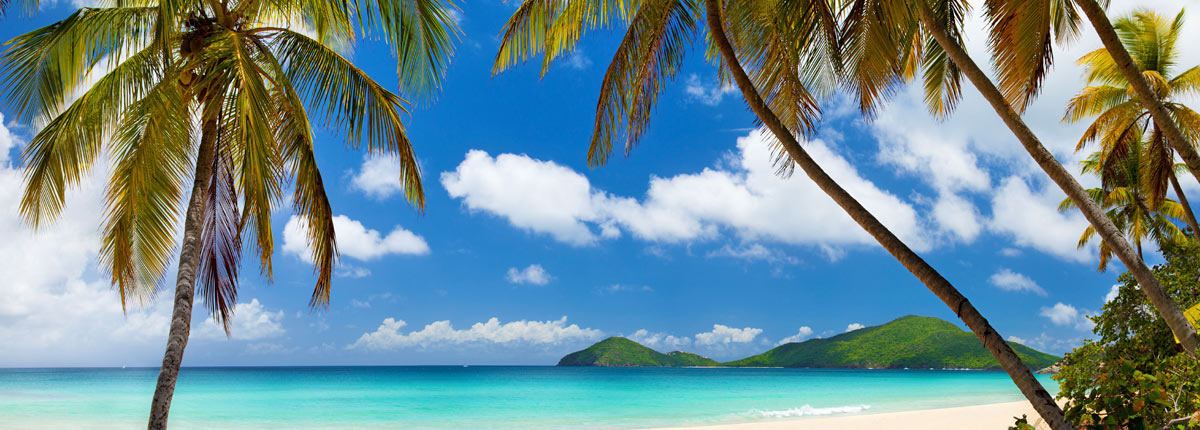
[0,366,1059,429]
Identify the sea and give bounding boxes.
[0,366,1059,429]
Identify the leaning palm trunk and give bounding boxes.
[913,3,1200,356]
[703,1,1070,428]
[1073,0,1200,187]
[1168,170,1200,235]
[147,118,217,430]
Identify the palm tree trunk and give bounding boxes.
[146,117,218,430]
[1074,0,1200,186]
[702,1,1070,428]
[914,2,1200,356]
[1168,170,1200,236]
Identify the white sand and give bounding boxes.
[646,401,1051,430]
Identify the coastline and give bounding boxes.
[644,401,1049,430]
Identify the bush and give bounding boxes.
[1053,242,1200,429]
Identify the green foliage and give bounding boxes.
[557,337,721,367]
[559,316,1060,369]
[1054,241,1200,429]
[726,315,1059,370]
[1009,414,1037,430]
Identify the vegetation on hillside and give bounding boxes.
[727,316,1058,370]
[557,337,721,367]
[559,316,1059,370]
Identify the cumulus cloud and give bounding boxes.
[283,214,429,262]
[988,268,1048,296]
[628,329,692,350]
[563,51,592,70]
[1104,285,1121,303]
[442,130,931,253]
[845,323,865,332]
[194,299,287,341]
[350,316,603,350]
[777,327,814,345]
[684,73,737,106]
[693,324,763,345]
[1040,303,1096,331]
[506,264,553,285]
[1006,335,1027,345]
[990,177,1092,263]
[351,156,407,200]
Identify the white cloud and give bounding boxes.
[1104,285,1121,303]
[441,150,606,246]
[693,324,763,345]
[506,264,553,285]
[999,248,1022,257]
[628,329,691,350]
[1040,303,1096,331]
[351,156,407,200]
[706,243,800,265]
[990,177,1092,263]
[845,323,865,332]
[684,73,736,106]
[350,316,603,350]
[988,268,1048,296]
[600,284,654,294]
[283,214,430,262]
[777,327,814,345]
[194,299,286,341]
[1007,335,1027,345]
[442,130,931,253]
[336,265,372,279]
[563,51,592,70]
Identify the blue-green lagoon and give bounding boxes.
[0,366,1058,429]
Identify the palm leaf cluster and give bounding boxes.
[1060,8,1200,271]
[0,0,459,332]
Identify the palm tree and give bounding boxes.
[1063,8,1200,236]
[839,0,1200,356]
[0,1,458,428]
[1073,0,1200,188]
[492,1,1068,428]
[1060,142,1189,271]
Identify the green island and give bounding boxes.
[559,315,1059,370]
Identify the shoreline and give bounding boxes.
[645,401,1049,430]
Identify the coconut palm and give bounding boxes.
[1060,142,1189,271]
[839,0,1200,357]
[1073,0,1200,188]
[492,0,1067,428]
[1064,8,1200,236]
[0,0,458,428]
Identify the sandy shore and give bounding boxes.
[647,401,1050,430]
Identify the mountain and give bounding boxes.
[726,315,1059,370]
[557,337,721,367]
[557,316,1060,370]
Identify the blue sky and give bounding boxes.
[3,0,1197,367]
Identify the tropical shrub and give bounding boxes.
[1054,241,1200,429]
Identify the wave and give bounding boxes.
[749,404,871,418]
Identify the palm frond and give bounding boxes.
[273,29,424,209]
[100,77,193,311]
[983,0,1079,112]
[0,6,158,123]
[358,0,460,98]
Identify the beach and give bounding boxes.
[650,401,1048,430]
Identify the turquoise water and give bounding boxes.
[0,367,1058,429]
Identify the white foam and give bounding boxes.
[750,404,871,418]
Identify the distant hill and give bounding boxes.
[726,315,1059,370]
[557,337,721,367]
[557,316,1059,370]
